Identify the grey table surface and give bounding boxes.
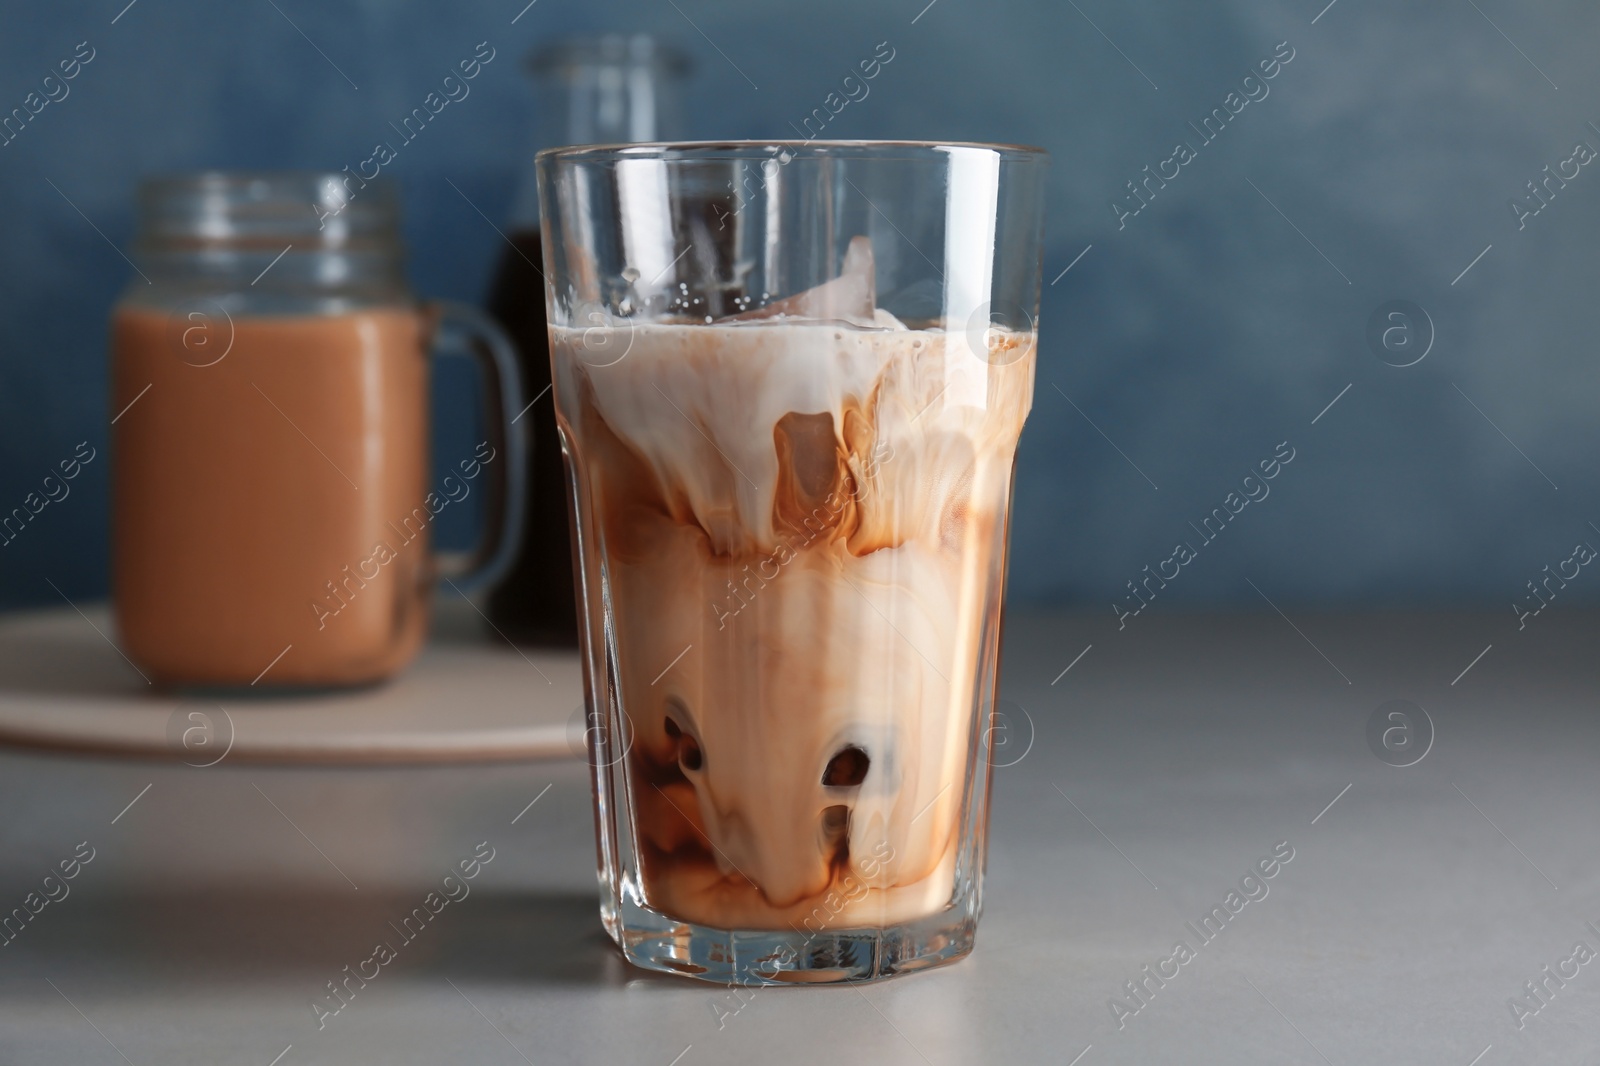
[2,605,1598,1065]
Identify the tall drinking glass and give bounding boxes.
[537,141,1047,983]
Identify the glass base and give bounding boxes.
[608,893,979,985]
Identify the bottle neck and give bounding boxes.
[510,36,690,230]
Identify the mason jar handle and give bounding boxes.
[427,300,528,592]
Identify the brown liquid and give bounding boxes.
[556,315,1034,930]
[112,307,432,687]
[483,228,580,646]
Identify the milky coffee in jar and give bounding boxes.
[112,173,525,687]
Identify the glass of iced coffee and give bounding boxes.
[536,141,1047,982]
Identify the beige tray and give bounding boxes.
[0,598,582,764]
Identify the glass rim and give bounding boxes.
[133,170,400,251]
[535,139,1048,165]
[137,169,398,195]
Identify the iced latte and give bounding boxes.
[554,238,1035,934]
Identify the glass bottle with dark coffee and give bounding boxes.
[486,36,690,644]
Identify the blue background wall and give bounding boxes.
[3,0,1598,618]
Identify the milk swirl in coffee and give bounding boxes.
[555,238,1035,930]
